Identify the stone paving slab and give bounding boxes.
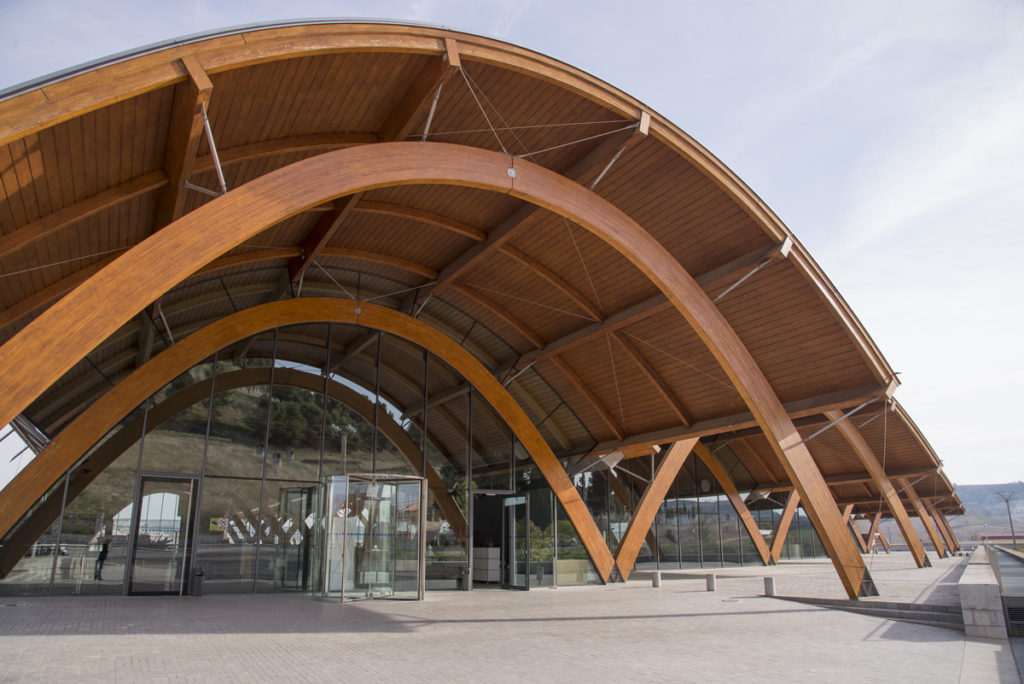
[0,562,1018,684]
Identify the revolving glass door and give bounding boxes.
[316,474,424,601]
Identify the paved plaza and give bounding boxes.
[0,553,1018,683]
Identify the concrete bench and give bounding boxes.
[959,546,1007,640]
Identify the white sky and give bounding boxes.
[0,0,1021,486]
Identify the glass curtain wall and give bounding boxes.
[0,314,832,598]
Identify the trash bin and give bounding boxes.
[191,566,205,596]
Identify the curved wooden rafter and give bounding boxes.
[0,141,868,597]
[547,355,624,442]
[500,245,602,322]
[355,201,484,242]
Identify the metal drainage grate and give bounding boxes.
[1002,597,1024,637]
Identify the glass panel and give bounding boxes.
[502,495,528,589]
[56,443,141,595]
[554,500,599,585]
[346,480,393,599]
[255,480,315,591]
[265,384,325,482]
[205,384,270,479]
[735,492,759,565]
[195,476,260,592]
[393,481,421,598]
[526,481,555,587]
[141,394,208,475]
[606,472,629,555]
[128,477,196,594]
[0,517,62,596]
[695,459,722,567]
[677,459,701,567]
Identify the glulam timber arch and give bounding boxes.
[0,365,467,575]
[0,142,871,596]
[0,297,617,580]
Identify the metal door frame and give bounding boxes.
[125,472,201,596]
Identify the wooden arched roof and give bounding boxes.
[0,21,960,538]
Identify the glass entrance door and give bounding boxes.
[316,474,423,601]
[127,476,198,595]
[502,495,529,590]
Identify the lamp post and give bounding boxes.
[996,490,1018,548]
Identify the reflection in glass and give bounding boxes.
[127,477,197,595]
[195,477,260,592]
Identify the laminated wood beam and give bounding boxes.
[355,201,485,241]
[694,442,771,565]
[501,245,602,322]
[848,516,869,553]
[925,500,956,554]
[825,408,929,568]
[548,356,624,441]
[770,491,800,564]
[0,142,866,595]
[590,384,888,454]
[842,503,854,524]
[418,118,649,305]
[153,55,213,228]
[896,477,946,558]
[937,512,961,551]
[449,281,544,348]
[877,527,891,552]
[603,469,660,560]
[514,242,785,370]
[0,256,117,331]
[612,330,690,426]
[867,512,882,552]
[615,438,698,580]
[0,171,167,260]
[288,195,361,282]
[0,298,616,581]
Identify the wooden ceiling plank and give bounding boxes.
[589,383,889,453]
[288,194,361,282]
[449,281,544,348]
[355,200,485,241]
[416,121,647,308]
[611,329,690,426]
[514,242,785,369]
[193,133,378,173]
[0,256,118,330]
[379,38,460,142]
[0,170,167,260]
[501,244,602,321]
[549,355,624,441]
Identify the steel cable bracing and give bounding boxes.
[458,281,598,322]
[564,218,605,317]
[619,329,736,393]
[606,333,627,435]
[313,260,357,300]
[458,67,509,155]
[460,66,532,159]
[0,246,131,278]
